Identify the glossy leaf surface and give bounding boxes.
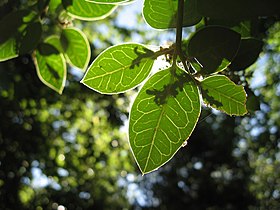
[200,75,247,116]
[81,43,155,94]
[129,66,201,174]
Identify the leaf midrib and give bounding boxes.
[82,57,152,82]
[142,69,175,173]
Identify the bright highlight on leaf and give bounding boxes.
[143,0,201,29]
[81,43,155,94]
[200,75,247,116]
[129,66,201,174]
[33,39,67,94]
[62,0,116,21]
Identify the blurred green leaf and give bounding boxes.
[81,43,155,94]
[200,75,247,116]
[129,66,201,174]
[143,0,201,29]
[62,0,116,21]
[188,26,241,74]
[49,0,62,13]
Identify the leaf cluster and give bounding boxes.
[0,0,279,174]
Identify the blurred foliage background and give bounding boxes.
[0,0,280,210]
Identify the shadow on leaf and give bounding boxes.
[146,69,192,105]
[201,88,223,108]
[130,46,155,69]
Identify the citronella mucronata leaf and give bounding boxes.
[129,66,201,174]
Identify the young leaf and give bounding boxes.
[200,75,247,116]
[188,26,241,75]
[81,43,155,94]
[229,38,263,71]
[61,28,90,70]
[129,66,201,174]
[143,0,201,29]
[33,39,67,94]
[62,0,116,21]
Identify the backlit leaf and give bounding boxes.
[143,0,201,29]
[129,66,201,174]
[33,38,67,94]
[62,0,116,21]
[81,43,155,94]
[200,75,247,116]
[61,28,90,70]
[188,26,241,74]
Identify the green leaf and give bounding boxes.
[60,28,90,70]
[129,66,201,174]
[197,0,280,20]
[43,36,62,52]
[0,39,18,62]
[33,38,67,94]
[49,0,62,13]
[188,26,241,74]
[229,38,263,71]
[143,0,202,29]
[200,75,247,116]
[85,0,129,4]
[62,0,116,21]
[81,43,155,94]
